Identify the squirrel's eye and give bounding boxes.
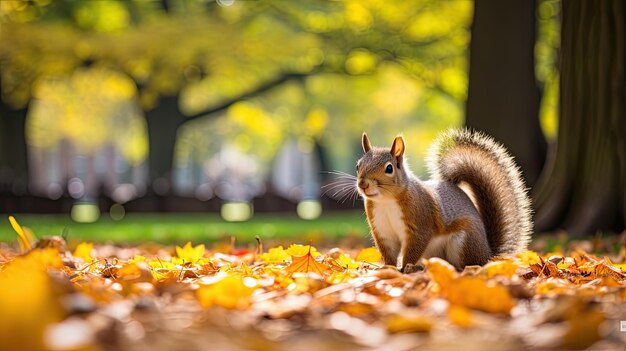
[385,164,393,174]
[356,163,359,171]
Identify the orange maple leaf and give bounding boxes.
[284,241,329,275]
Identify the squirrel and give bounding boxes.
[356,129,532,272]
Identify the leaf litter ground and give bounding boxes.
[1,217,626,351]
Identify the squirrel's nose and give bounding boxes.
[358,179,369,190]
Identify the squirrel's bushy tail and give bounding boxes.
[426,128,532,255]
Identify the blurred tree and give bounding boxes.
[533,0,626,236]
[1,0,472,197]
[0,77,28,193]
[466,0,547,187]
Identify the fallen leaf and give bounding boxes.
[8,216,34,253]
[259,246,290,263]
[285,243,329,275]
[424,257,457,290]
[0,250,63,349]
[517,250,541,265]
[355,247,382,263]
[447,276,515,314]
[73,242,94,262]
[285,244,321,257]
[386,314,432,333]
[448,305,473,328]
[175,242,205,263]
[335,253,359,269]
[426,258,514,314]
[558,297,605,349]
[482,260,520,278]
[196,275,256,309]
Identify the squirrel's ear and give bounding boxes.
[390,135,405,158]
[362,132,372,153]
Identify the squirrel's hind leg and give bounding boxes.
[458,225,492,267]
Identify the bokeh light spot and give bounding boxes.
[71,203,100,223]
[109,203,125,221]
[297,200,322,220]
[221,202,252,222]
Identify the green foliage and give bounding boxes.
[536,0,560,140]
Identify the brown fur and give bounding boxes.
[426,129,532,255]
[357,130,532,271]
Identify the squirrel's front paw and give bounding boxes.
[401,263,424,274]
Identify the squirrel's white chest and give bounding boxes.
[370,200,407,243]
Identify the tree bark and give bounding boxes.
[466,0,547,188]
[533,0,626,236]
[145,94,186,193]
[0,99,29,194]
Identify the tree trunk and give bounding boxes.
[0,101,29,194]
[144,94,186,194]
[466,0,547,188]
[533,0,626,236]
[143,73,310,195]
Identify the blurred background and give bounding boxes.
[0,0,623,242]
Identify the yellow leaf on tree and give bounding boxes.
[73,242,94,262]
[355,247,382,263]
[285,244,329,275]
[260,246,291,263]
[285,244,321,257]
[196,275,256,309]
[175,242,205,263]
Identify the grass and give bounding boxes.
[1,211,370,246]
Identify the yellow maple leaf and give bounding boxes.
[73,242,94,262]
[336,253,359,269]
[175,242,205,263]
[260,246,291,263]
[285,243,329,275]
[196,275,256,309]
[285,244,321,257]
[355,247,382,263]
[8,216,35,253]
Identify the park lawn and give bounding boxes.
[0,211,370,246]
